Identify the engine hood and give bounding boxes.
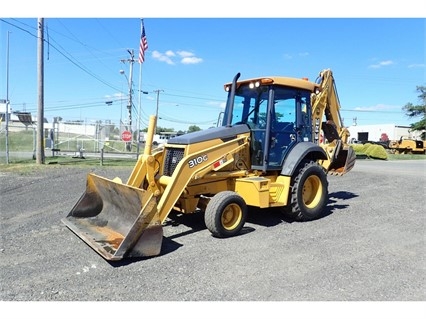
[168,124,250,145]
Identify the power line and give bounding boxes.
[54,18,124,76]
[1,18,123,93]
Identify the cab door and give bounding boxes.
[267,88,297,167]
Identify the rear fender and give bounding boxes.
[280,142,327,176]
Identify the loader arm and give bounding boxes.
[126,151,163,195]
[156,135,250,223]
[127,115,162,195]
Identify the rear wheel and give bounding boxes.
[289,161,328,221]
[204,191,247,238]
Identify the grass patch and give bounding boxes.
[1,130,139,153]
[0,130,35,152]
[0,154,136,173]
[386,153,426,160]
[49,157,136,167]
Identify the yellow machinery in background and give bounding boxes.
[388,138,426,154]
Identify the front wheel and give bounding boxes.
[204,191,247,238]
[289,161,328,221]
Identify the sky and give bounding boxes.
[1,2,425,134]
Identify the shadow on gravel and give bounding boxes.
[108,211,206,267]
[321,191,359,219]
[108,191,360,266]
[107,237,184,267]
[108,256,156,267]
[246,190,359,226]
[164,210,207,232]
[246,207,292,226]
[329,190,359,201]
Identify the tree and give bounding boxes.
[155,126,175,134]
[403,86,426,140]
[187,125,201,133]
[141,126,175,134]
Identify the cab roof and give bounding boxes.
[224,76,319,92]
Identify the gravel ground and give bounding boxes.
[1,159,425,317]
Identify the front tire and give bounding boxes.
[289,161,328,221]
[204,191,247,238]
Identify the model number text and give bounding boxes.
[188,155,208,168]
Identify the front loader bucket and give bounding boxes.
[62,173,163,261]
[328,144,356,175]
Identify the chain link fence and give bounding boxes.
[0,120,141,164]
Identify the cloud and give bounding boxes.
[104,92,126,101]
[181,56,203,64]
[151,50,203,65]
[165,50,175,57]
[176,50,193,58]
[205,100,225,109]
[408,63,425,68]
[113,92,125,98]
[177,51,203,64]
[152,50,175,65]
[282,52,309,59]
[354,103,400,112]
[368,60,394,69]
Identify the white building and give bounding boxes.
[347,124,421,142]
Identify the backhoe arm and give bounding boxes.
[311,69,355,175]
[311,69,350,143]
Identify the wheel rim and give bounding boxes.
[302,175,322,209]
[221,203,242,230]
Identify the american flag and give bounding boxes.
[138,19,148,64]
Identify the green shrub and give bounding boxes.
[351,144,365,154]
[351,143,387,160]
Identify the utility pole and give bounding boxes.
[5,31,11,164]
[153,89,164,135]
[36,18,45,164]
[120,49,135,151]
[136,90,148,157]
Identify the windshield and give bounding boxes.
[223,84,311,131]
[223,84,268,127]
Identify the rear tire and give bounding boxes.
[289,161,328,221]
[204,191,247,238]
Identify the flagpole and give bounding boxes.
[136,18,148,157]
[136,18,144,157]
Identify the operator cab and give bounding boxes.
[223,77,313,172]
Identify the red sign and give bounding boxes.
[121,130,132,142]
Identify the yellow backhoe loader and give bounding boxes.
[62,69,356,261]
